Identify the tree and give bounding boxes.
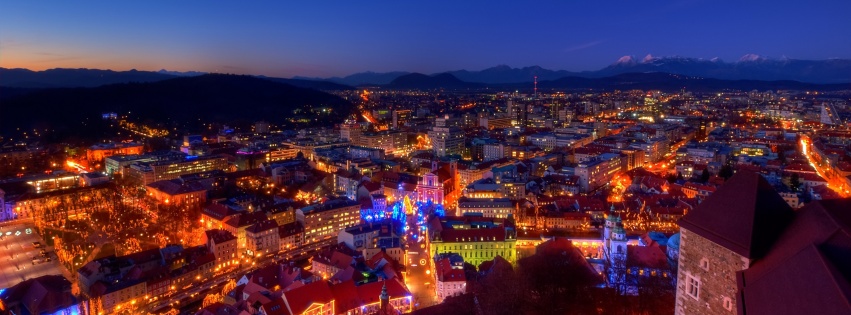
[700,169,711,183]
[665,174,677,184]
[677,172,685,181]
[790,173,802,192]
[719,164,734,180]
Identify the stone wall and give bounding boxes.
[675,228,750,315]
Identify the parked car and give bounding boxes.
[32,242,44,248]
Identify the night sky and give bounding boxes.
[1,1,850,77]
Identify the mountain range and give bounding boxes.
[377,72,848,92]
[2,54,850,92]
[316,55,851,85]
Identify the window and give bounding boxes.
[723,297,733,311]
[686,274,700,300]
[700,258,709,271]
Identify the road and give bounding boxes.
[0,222,69,290]
[801,136,851,197]
[404,213,439,310]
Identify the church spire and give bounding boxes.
[380,280,389,312]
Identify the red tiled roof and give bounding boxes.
[283,281,335,315]
[440,227,506,242]
[435,258,466,282]
[330,280,361,314]
[626,245,669,270]
[356,278,409,306]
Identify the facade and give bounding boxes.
[145,178,208,205]
[204,229,238,270]
[298,198,361,245]
[457,197,513,218]
[245,219,280,257]
[87,142,145,162]
[126,155,229,185]
[279,222,305,252]
[434,256,466,302]
[428,125,464,157]
[574,153,623,193]
[416,172,444,205]
[428,216,518,267]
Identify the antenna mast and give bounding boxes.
[534,76,538,99]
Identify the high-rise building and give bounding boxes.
[340,122,362,143]
[428,125,464,157]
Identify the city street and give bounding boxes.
[405,214,439,310]
[0,222,67,290]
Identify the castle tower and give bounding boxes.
[675,171,793,315]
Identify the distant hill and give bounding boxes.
[0,68,176,88]
[0,74,354,139]
[386,73,484,89]
[260,77,354,90]
[0,68,355,91]
[314,71,411,86]
[446,65,578,84]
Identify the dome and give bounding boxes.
[667,233,681,250]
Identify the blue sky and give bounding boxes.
[1,1,849,77]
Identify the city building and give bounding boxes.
[433,254,466,302]
[126,155,229,186]
[0,275,89,315]
[457,197,513,218]
[145,178,208,205]
[428,124,464,157]
[298,198,361,245]
[204,229,238,270]
[87,142,145,163]
[428,216,517,267]
[245,219,280,258]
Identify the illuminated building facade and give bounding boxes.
[574,153,623,193]
[457,197,513,218]
[428,125,464,157]
[298,198,361,245]
[428,216,517,267]
[127,155,229,185]
[86,142,145,163]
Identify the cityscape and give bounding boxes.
[1,2,851,315]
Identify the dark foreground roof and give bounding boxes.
[678,170,794,259]
[737,199,851,315]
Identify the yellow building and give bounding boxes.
[428,216,517,267]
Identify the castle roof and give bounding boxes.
[678,170,794,259]
[738,199,851,315]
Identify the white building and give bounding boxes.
[428,125,464,157]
